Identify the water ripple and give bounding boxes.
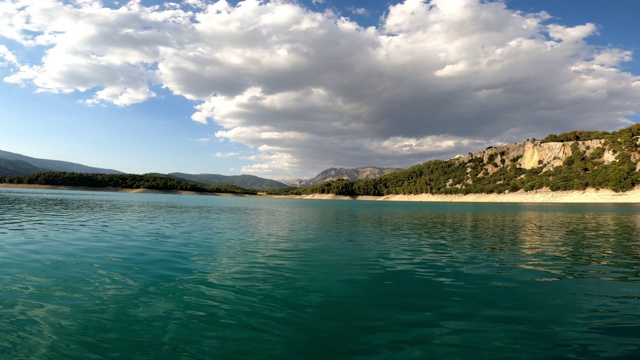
[1,189,640,359]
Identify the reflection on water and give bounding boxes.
[513,210,640,282]
[1,188,640,359]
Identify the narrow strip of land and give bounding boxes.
[0,184,239,196]
[285,188,640,203]
[3,184,640,203]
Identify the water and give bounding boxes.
[1,188,639,359]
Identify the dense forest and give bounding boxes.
[268,124,640,196]
[0,172,256,195]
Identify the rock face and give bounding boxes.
[455,138,631,175]
[520,140,603,169]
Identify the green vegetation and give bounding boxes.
[269,124,640,196]
[4,125,639,198]
[0,172,256,195]
[541,130,610,143]
[542,123,640,148]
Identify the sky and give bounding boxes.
[1,0,639,179]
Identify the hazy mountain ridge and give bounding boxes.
[0,158,45,176]
[1,149,399,191]
[169,173,289,190]
[0,150,122,175]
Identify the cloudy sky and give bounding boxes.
[1,0,639,179]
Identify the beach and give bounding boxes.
[291,188,640,203]
[3,183,640,203]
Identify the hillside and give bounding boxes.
[0,150,122,175]
[0,158,45,176]
[269,124,640,196]
[170,173,288,190]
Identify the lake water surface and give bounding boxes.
[1,188,639,359]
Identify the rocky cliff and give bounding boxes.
[454,137,640,175]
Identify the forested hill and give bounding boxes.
[169,172,288,190]
[268,124,640,196]
[0,172,256,194]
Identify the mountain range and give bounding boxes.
[167,172,289,190]
[0,150,122,176]
[4,124,640,194]
[0,149,399,190]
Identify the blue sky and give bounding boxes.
[1,0,639,179]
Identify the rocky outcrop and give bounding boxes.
[454,138,630,175]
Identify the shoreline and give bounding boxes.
[0,183,249,197]
[2,183,640,203]
[278,188,640,203]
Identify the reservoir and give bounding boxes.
[1,188,639,359]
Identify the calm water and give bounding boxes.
[1,188,639,359]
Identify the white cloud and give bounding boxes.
[193,137,213,143]
[0,0,189,104]
[1,0,640,178]
[547,23,597,43]
[0,45,17,67]
[239,144,299,175]
[348,7,368,16]
[215,151,240,158]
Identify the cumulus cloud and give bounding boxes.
[0,44,17,67]
[1,0,640,177]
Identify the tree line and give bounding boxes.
[0,172,256,195]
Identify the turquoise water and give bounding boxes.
[1,188,639,359]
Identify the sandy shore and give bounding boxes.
[290,188,640,203]
[3,183,640,203]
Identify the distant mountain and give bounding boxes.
[0,158,45,176]
[0,149,123,176]
[304,167,404,187]
[169,172,289,190]
[277,178,308,188]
